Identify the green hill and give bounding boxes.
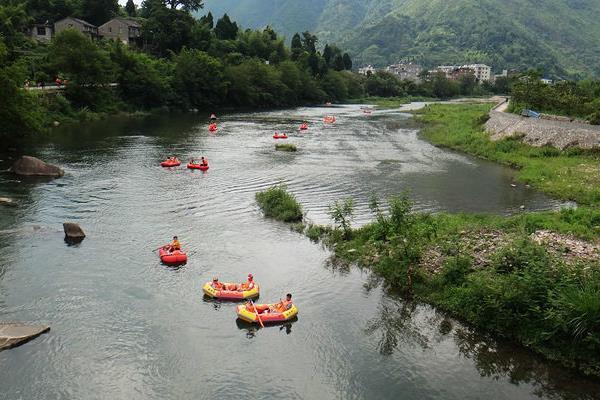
[201,0,600,78]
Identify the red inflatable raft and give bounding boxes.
[159,247,187,265]
[208,123,218,132]
[299,123,308,131]
[323,116,336,123]
[187,163,209,171]
[273,133,288,139]
[160,159,181,167]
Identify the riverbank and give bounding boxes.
[272,103,600,378]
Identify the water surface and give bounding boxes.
[0,105,596,399]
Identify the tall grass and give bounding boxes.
[255,185,303,222]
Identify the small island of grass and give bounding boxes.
[255,185,303,222]
[275,143,297,152]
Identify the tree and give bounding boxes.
[165,0,203,11]
[141,3,196,56]
[172,48,227,108]
[214,13,238,40]
[342,53,352,70]
[0,1,30,51]
[322,44,333,65]
[301,31,317,54]
[199,11,213,28]
[332,54,344,71]
[290,33,302,60]
[125,0,136,17]
[80,0,118,26]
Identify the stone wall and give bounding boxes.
[484,110,600,150]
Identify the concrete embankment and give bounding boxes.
[485,106,600,150]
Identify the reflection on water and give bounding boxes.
[0,104,596,399]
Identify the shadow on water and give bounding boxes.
[453,328,600,400]
[235,318,298,339]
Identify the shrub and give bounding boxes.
[275,143,297,152]
[255,185,303,222]
[491,236,550,274]
[328,198,354,238]
[441,255,473,286]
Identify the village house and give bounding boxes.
[27,23,53,42]
[54,17,99,40]
[430,64,492,82]
[385,63,422,81]
[98,18,142,46]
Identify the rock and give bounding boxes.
[520,205,525,210]
[63,222,85,243]
[9,156,64,178]
[53,121,60,127]
[0,197,16,207]
[0,322,50,351]
[510,183,517,188]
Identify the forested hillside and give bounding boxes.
[202,0,600,78]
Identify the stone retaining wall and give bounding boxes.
[484,110,600,150]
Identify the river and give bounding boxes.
[1,104,597,399]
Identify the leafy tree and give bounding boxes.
[26,0,75,24]
[172,48,227,108]
[0,1,30,52]
[332,54,344,71]
[164,0,203,12]
[322,44,333,65]
[301,31,317,54]
[214,13,238,40]
[342,53,352,70]
[125,0,136,17]
[290,32,302,60]
[79,0,118,26]
[141,3,196,56]
[49,29,114,85]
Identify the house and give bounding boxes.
[385,63,422,81]
[27,23,53,42]
[358,65,376,75]
[462,64,492,82]
[54,17,99,39]
[98,18,142,46]
[430,64,492,82]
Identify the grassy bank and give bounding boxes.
[414,104,600,205]
[299,194,599,377]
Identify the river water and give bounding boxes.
[1,105,597,399]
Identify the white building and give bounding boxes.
[385,63,422,81]
[463,64,492,82]
[358,65,376,75]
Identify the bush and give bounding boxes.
[328,198,354,238]
[441,255,473,286]
[255,185,303,222]
[491,236,550,274]
[275,143,297,152]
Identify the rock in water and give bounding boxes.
[10,156,64,178]
[0,322,50,351]
[63,222,85,243]
[0,197,16,207]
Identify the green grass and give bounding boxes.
[414,104,600,205]
[275,143,297,152]
[255,185,303,222]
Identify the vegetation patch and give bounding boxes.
[255,185,303,222]
[275,143,297,152]
[306,194,600,377]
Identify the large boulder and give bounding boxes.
[63,222,85,243]
[0,322,50,351]
[10,156,64,178]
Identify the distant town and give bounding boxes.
[357,62,553,84]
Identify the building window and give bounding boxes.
[36,26,46,35]
[109,27,112,32]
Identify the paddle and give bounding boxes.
[249,299,264,328]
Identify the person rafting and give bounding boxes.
[210,113,217,121]
[190,158,195,164]
[211,277,224,290]
[165,236,180,252]
[200,157,208,166]
[270,293,293,312]
[239,274,255,291]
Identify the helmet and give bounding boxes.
[248,273,253,280]
[212,277,218,282]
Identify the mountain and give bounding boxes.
[200,0,600,78]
